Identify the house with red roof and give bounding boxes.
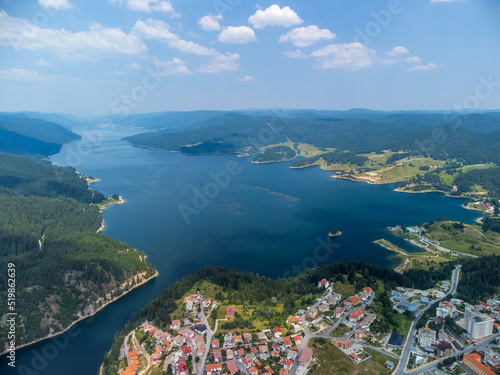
[336,338,353,350]
[226,359,239,374]
[213,349,222,362]
[273,326,283,338]
[227,307,234,316]
[293,336,303,346]
[298,347,313,367]
[181,345,191,356]
[284,359,293,370]
[333,308,343,319]
[243,332,253,342]
[171,319,181,330]
[318,279,330,289]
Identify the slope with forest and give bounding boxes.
[0,153,156,350]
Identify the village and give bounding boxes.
[115,272,500,375]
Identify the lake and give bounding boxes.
[2,125,484,375]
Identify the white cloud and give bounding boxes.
[311,42,375,70]
[0,68,45,81]
[198,14,223,31]
[405,56,421,63]
[109,70,125,75]
[169,39,216,56]
[128,62,140,69]
[153,58,191,75]
[196,52,240,74]
[35,58,51,66]
[131,17,240,74]
[238,75,255,82]
[386,46,409,57]
[248,4,303,29]
[279,25,336,47]
[39,0,72,10]
[111,0,180,16]
[0,10,147,60]
[284,50,308,59]
[218,26,257,44]
[407,62,438,71]
[132,18,177,40]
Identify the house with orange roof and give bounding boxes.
[349,309,365,322]
[242,358,252,369]
[265,365,275,374]
[213,349,222,362]
[463,353,496,375]
[171,319,181,330]
[293,336,303,346]
[249,366,259,375]
[206,362,223,375]
[212,339,220,349]
[197,344,205,357]
[283,338,292,348]
[279,369,289,375]
[254,359,262,367]
[284,359,293,369]
[350,296,361,306]
[234,335,243,344]
[272,350,280,357]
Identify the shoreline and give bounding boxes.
[0,270,159,357]
[374,239,410,272]
[96,196,125,233]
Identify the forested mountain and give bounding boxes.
[0,115,80,157]
[124,111,500,165]
[0,154,156,348]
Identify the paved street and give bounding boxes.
[394,265,461,375]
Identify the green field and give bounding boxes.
[424,221,500,256]
[309,338,398,375]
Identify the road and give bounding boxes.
[132,331,152,375]
[416,236,477,258]
[394,265,461,375]
[405,331,500,374]
[197,299,216,375]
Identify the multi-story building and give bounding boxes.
[418,328,436,348]
[466,307,494,340]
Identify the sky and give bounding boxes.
[0,0,499,116]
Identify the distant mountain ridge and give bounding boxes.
[0,114,80,157]
[122,110,500,164]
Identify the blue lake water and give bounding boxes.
[2,126,485,374]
